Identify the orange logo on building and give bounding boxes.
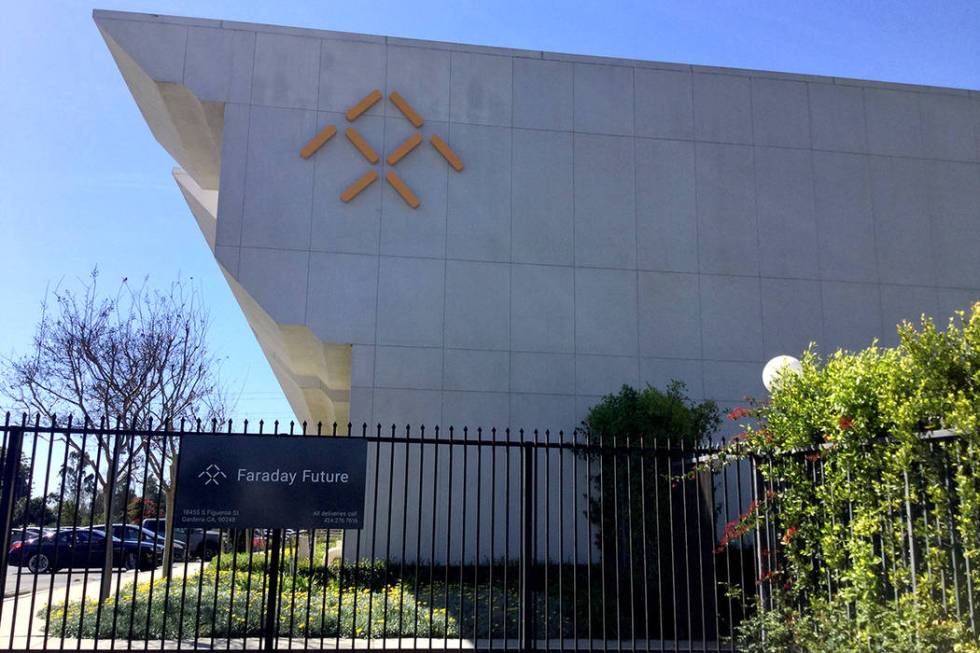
[299,90,463,209]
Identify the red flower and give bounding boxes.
[838,416,853,431]
[727,406,752,421]
[781,527,798,545]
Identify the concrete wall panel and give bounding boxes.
[635,139,698,273]
[307,252,378,344]
[447,123,511,261]
[511,264,575,353]
[318,39,386,114]
[821,281,883,352]
[510,352,576,395]
[450,52,512,127]
[386,46,451,121]
[919,93,977,162]
[573,134,636,268]
[808,83,866,153]
[574,268,638,356]
[374,346,443,390]
[445,349,510,392]
[241,105,315,249]
[755,146,818,279]
[864,88,922,158]
[377,257,445,347]
[445,261,510,350]
[512,130,574,265]
[251,32,320,109]
[638,271,701,358]
[928,161,980,288]
[693,73,752,144]
[574,63,634,135]
[696,143,757,276]
[238,247,309,324]
[869,156,932,286]
[701,275,763,362]
[751,77,810,148]
[760,278,823,358]
[813,151,877,282]
[215,103,249,247]
[184,26,254,103]
[575,354,640,396]
[512,58,573,131]
[635,69,693,140]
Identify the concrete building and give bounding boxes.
[95,9,980,440]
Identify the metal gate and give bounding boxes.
[0,416,762,651]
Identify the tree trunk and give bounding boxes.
[162,456,178,580]
[99,434,123,603]
[98,481,115,602]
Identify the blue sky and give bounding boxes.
[1,0,978,423]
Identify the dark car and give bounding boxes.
[141,519,222,561]
[9,527,43,543]
[95,524,187,562]
[8,528,162,574]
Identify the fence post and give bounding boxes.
[520,441,535,652]
[750,455,771,610]
[0,426,24,588]
[263,528,283,651]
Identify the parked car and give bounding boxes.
[251,531,266,551]
[93,524,187,562]
[141,519,221,561]
[9,527,43,543]
[8,528,162,574]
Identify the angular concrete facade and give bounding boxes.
[96,9,980,438]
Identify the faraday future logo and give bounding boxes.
[199,463,227,487]
[298,89,464,209]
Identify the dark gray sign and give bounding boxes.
[173,435,367,529]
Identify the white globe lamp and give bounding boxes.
[762,355,803,392]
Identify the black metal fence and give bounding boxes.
[0,415,775,650]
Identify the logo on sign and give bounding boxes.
[198,463,227,487]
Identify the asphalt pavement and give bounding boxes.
[4,563,199,599]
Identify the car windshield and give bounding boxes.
[121,526,160,540]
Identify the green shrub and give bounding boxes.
[580,381,720,448]
[578,382,721,640]
[716,302,980,646]
[40,560,457,640]
[737,589,980,653]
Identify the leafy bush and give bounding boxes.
[580,381,720,448]
[578,382,722,640]
[736,589,980,653]
[716,302,980,646]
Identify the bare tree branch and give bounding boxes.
[0,268,231,592]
